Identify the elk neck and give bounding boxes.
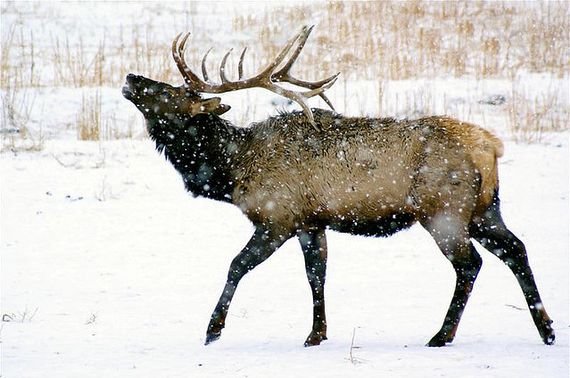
[146,113,245,203]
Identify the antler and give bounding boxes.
[172,25,339,129]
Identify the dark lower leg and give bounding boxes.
[470,190,554,345]
[510,254,554,345]
[205,226,289,345]
[205,283,236,344]
[473,224,554,345]
[428,245,482,347]
[298,228,328,346]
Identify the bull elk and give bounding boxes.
[122,26,554,347]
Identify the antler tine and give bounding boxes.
[270,25,341,112]
[279,71,340,90]
[271,25,313,82]
[319,93,336,111]
[286,90,316,127]
[301,73,339,98]
[178,32,190,58]
[172,33,188,83]
[293,72,340,111]
[279,72,340,110]
[201,47,213,82]
[270,75,338,131]
[172,32,207,90]
[238,47,248,80]
[258,25,306,77]
[219,49,233,84]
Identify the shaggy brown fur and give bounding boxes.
[233,110,502,233]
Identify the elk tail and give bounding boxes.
[475,130,504,212]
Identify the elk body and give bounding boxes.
[122,27,554,347]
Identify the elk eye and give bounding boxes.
[161,91,173,101]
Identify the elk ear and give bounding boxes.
[212,103,231,115]
[189,97,230,116]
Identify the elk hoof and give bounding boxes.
[204,331,221,345]
[304,331,327,347]
[544,333,556,345]
[540,320,555,345]
[426,332,452,347]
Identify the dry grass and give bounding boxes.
[1,83,43,151]
[2,1,566,86]
[508,81,570,143]
[76,90,137,141]
[235,0,569,140]
[52,36,106,88]
[1,24,40,89]
[233,0,569,81]
[0,0,568,144]
[76,90,102,141]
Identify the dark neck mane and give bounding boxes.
[147,113,243,203]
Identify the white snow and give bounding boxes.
[1,136,568,378]
[1,1,569,377]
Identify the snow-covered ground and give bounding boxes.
[1,134,568,378]
[1,1,569,377]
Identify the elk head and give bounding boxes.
[122,74,230,120]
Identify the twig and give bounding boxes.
[52,153,78,168]
[505,304,525,311]
[349,327,362,364]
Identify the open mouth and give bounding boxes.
[121,83,134,99]
[122,74,138,99]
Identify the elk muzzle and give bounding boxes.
[122,73,231,116]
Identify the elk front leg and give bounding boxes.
[423,218,483,347]
[205,226,290,345]
[428,243,482,347]
[298,228,328,346]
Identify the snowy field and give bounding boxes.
[1,1,569,378]
[1,137,569,378]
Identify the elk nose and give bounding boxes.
[126,73,137,81]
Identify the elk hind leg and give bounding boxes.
[470,193,554,345]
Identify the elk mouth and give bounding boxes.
[121,84,134,100]
[122,73,155,101]
[121,73,138,100]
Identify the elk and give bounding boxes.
[122,26,554,347]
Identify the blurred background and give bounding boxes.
[1,0,568,148]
